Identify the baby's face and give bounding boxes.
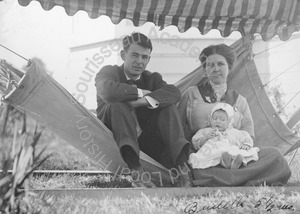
[210,110,229,131]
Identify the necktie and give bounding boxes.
[127,79,139,87]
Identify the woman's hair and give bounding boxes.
[199,44,236,70]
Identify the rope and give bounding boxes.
[248,34,300,86]
[279,90,300,113]
[254,34,300,57]
[0,44,30,65]
[263,60,300,87]
[288,148,299,166]
[250,33,300,87]
[250,34,300,115]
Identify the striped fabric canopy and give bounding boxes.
[18,0,300,41]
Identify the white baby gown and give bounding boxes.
[189,128,260,169]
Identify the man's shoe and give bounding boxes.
[221,152,232,169]
[231,154,243,169]
[130,166,157,188]
[178,164,193,187]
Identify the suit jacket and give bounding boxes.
[95,64,181,117]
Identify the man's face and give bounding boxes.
[210,110,229,131]
[121,43,151,79]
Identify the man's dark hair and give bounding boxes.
[122,32,153,52]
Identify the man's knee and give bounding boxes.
[157,104,183,129]
[106,102,131,115]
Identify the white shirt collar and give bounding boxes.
[124,71,141,81]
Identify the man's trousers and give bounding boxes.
[98,102,190,168]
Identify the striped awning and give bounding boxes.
[18,0,300,41]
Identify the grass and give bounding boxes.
[30,174,132,189]
[29,186,300,214]
[0,123,50,213]
[36,131,100,171]
[286,152,300,186]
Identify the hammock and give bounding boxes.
[1,36,299,181]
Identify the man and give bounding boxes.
[95,32,191,187]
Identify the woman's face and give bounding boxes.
[205,54,229,85]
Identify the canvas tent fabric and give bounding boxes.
[18,0,300,41]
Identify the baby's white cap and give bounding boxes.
[211,103,234,118]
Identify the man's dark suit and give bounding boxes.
[95,64,190,168]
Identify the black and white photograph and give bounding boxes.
[1,0,300,213]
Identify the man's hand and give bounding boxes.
[127,97,150,108]
[141,89,151,96]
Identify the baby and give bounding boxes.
[189,103,259,169]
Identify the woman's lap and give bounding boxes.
[191,146,291,187]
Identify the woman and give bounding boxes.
[177,44,291,186]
